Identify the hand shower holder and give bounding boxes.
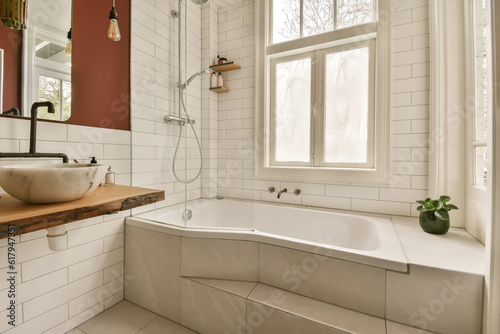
[165,114,196,126]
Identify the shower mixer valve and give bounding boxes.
[164,114,195,126]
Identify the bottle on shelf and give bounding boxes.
[217,72,223,87]
[104,166,115,186]
[211,71,217,88]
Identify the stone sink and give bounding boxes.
[0,163,109,204]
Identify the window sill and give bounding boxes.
[255,165,391,185]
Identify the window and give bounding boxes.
[256,0,389,182]
[37,73,71,121]
[471,0,489,188]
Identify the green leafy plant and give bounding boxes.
[416,195,458,221]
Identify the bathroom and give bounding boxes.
[0,0,498,333]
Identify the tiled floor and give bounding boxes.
[69,300,198,334]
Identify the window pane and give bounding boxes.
[474,0,488,142]
[474,146,487,187]
[274,58,311,163]
[324,47,369,163]
[337,0,374,29]
[273,0,300,43]
[38,75,62,121]
[303,0,335,37]
[62,80,71,121]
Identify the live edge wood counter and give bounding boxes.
[0,185,165,239]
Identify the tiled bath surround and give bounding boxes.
[125,220,484,334]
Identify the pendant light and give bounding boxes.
[65,28,72,56]
[65,0,72,56]
[108,0,121,42]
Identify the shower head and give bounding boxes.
[183,69,210,88]
[191,0,209,4]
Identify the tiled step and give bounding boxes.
[248,283,385,334]
[180,277,385,334]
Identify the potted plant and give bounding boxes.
[416,195,458,234]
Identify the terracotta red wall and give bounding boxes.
[0,26,22,112]
[69,0,130,130]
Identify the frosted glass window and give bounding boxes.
[324,47,369,163]
[274,58,312,163]
[273,0,300,43]
[474,0,488,142]
[474,146,487,188]
[337,0,374,29]
[471,0,489,188]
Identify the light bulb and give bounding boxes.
[108,7,121,42]
[65,29,72,56]
[65,39,72,56]
[108,19,121,41]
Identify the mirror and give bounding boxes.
[24,0,72,121]
[0,0,71,120]
[0,0,131,131]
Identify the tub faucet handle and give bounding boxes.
[294,189,301,196]
[268,187,275,193]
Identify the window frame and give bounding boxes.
[255,0,390,183]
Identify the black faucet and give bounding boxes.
[0,102,69,163]
[277,188,288,198]
[2,107,20,116]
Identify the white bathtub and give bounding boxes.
[128,198,408,272]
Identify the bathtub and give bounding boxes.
[128,198,408,272]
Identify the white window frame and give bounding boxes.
[256,0,390,183]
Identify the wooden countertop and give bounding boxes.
[0,185,165,239]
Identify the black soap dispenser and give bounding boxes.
[89,157,97,164]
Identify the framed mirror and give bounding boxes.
[23,0,72,121]
[0,0,130,131]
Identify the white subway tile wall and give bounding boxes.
[130,0,205,212]
[216,0,431,218]
[0,0,432,332]
[0,216,125,334]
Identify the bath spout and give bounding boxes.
[277,188,287,198]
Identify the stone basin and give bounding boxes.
[0,163,109,204]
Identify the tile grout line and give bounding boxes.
[135,314,159,334]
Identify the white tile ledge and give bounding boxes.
[183,277,257,298]
[183,277,385,334]
[248,283,386,334]
[391,217,485,275]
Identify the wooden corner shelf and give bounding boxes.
[209,86,230,93]
[209,61,241,72]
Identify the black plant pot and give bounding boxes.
[419,212,450,235]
